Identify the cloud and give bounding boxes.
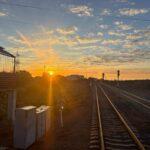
[126,34,141,40]
[76,36,101,44]
[72,45,98,51]
[123,26,150,48]
[0,11,7,17]
[68,5,93,17]
[56,26,78,35]
[82,48,150,66]
[133,27,150,38]
[97,32,103,36]
[86,32,95,37]
[100,9,111,16]
[38,26,54,35]
[57,36,77,47]
[108,30,125,37]
[57,34,102,47]
[15,30,61,62]
[4,23,149,75]
[131,40,150,47]
[115,0,135,5]
[115,0,128,2]
[13,27,103,61]
[130,49,150,58]
[119,8,149,16]
[101,39,122,46]
[99,24,109,29]
[7,36,23,44]
[17,31,32,48]
[114,21,132,30]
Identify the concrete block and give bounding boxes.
[14,106,36,149]
[36,105,51,140]
[7,90,16,123]
[39,105,51,132]
[36,110,42,139]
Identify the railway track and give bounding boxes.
[120,90,150,110]
[99,82,150,149]
[101,83,150,110]
[89,83,145,150]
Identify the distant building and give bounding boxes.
[66,75,84,81]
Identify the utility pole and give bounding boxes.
[44,65,46,73]
[117,70,120,81]
[102,73,105,80]
[117,70,120,86]
[13,57,16,73]
[15,51,20,72]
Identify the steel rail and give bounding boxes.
[121,93,150,110]
[122,90,150,104]
[95,85,105,150]
[107,83,150,104]
[99,84,145,150]
[101,82,150,110]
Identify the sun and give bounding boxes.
[48,71,54,76]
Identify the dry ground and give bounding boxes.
[30,102,92,150]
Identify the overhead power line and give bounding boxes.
[0,1,51,11]
[0,18,35,25]
[1,1,150,22]
[0,1,150,24]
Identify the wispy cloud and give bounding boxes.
[126,34,141,40]
[115,0,135,5]
[100,9,111,16]
[108,30,125,37]
[101,39,122,46]
[0,11,7,17]
[123,26,150,48]
[72,45,98,51]
[15,30,61,61]
[97,32,103,36]
[114,21,132,30]
[17,31,32,48]
[99,24,109,29]
[56,26,78,35]
[6,26,104,70]
[82,48,150,66]
[119,8,149,16]
[115,0,128,2]
[76,36,101,44]
[68,5,93,17]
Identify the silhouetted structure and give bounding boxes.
[0,46,16,123]
[117,70,120,86]
[0,46,16,73]
[0,46,15,58]
[102,73,105,80]
[117,70,120,81]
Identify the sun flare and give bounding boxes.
[48,71,54,76]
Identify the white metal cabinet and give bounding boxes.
[14,106,36,149]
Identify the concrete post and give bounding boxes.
[7,90,16,123]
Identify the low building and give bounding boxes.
[66,75,84,81]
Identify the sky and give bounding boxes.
[0,0,150,80]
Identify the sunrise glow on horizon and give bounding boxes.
[0,0,150,80]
